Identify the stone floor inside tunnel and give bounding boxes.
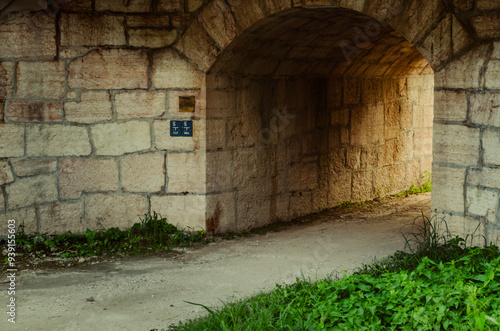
[205,7,434,233]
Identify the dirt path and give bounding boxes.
[1,194,430,331]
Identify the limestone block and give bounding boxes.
[0,62,15,99]
[0,161,14,185]
[485,60,500,90]
[122,152,164,192]
[289,192,312,219]
[116,91,165,119]
[175,23,218,72]
[346,146,361,170]
[260,0,291,14]
[471,13,500,39]
[468,167,500,189]
[453,0,474,11]
[39,202,85,234]
[128,29,178,48]
[434,90,467,122]
[477,0,500,10]
[395,130,414,162]
[205,90,235,117]
[351,171,373,201]
[188,0,204,12]
[167,152,206,192]
[206,192,236,233]
[414,128,432,158]
[149,195,206,230]
[433,123,480,166]
[288,162,319,192]
[17,61,65,99]
[7,101,62,122]
[350,105,384,146]
[373,166,390,196]
[431,165,466,213]
[467,187,499,218]
[206,150,232,192]
[6,174,58,210]
[59,158,118,199]
[168,89,205,116]
[227,0,265,30]
[434,45,489,89]
[27,125,91,157]
[384,101,401,140]
[152,49,205,88]
[328,171,352,205]
[482,130,500,165]
[0,14,56,59]
[92,121,151,156]
[312,187,329,212]
[0,207,37,234]
[96,0,152,12]
[389,163,409,194]
[59,0,93,11]
[469,93,500,126]
[360,147,378,169]
[11,158,57,177]
[198,0,240,49]
[126,16,170,27]
[157,0,184,11]
[0,124,24,157]
[60,14,126,46]
[69,49,148,89]
[361,79,383,105]
[154,120,203,151]
[65,91,112,123]
[86,194,147,230]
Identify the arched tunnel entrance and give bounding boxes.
[206,7,433,233]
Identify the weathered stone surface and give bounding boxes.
[154,120,202,151]
[167,152,206,192]
[351,171,373,201]
[188,0,204,12]
[27,125,91,157]
[476,0,500,10]
[96,0,152,12]
[0,193,4,213]
[0,61,14,98]
[6,174,58,210]
[206,192,236,233]
[206,151,232,192]
[86,194,147,230]
[0,161,13,185]
[467,187,499,218]
[153,49,205,88]
[91,121,151,156]
[17,61,66,99]
[39,202,85,234]
[198,0,240,49]
[149,195,206,230]
[59,158,118,199]
[228,0,266,30]
[431,165,466,212]
[69,49,148,89]
[115,91,165,119]
[59,0,93,11]
[0,14,56,59]
[126,15,170,27]
[435,45,489,89]
[65,91,112,123]
[470,93,500,126]
[433,124,480,166]
[482,130,500,165]
[11,158,57,177]
[128,28,178,48]
[328,171,351,205]
[453,0,474,11]
[350,105,384,146]
[414,128,432,158]
[7,101,62,122]
[288,162,318,191]
[175,23,219,72]
[206,119,226,151]
[468,168,500,189]
[485,60,500,90]
[122,152,164,192]
[157,0,184,11]
[434,90,467,122]
[0,124,24,157]
[60,14,126,46]
[289,192,312,219]
[0,207,37,234]
[471,13,500,39]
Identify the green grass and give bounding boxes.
[395,171,432,198]
[2,212,207,265]
[174,214,500,331]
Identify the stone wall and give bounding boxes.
[0,0,499,242]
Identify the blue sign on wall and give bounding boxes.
[170,120,193,137]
